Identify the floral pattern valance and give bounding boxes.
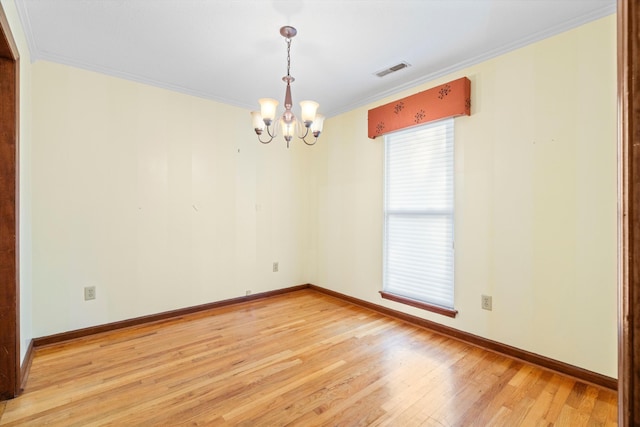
[368,77,471,139]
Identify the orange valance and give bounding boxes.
[368,77,471,139]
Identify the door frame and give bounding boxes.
[0,2,20,400]
[618,0,640,425]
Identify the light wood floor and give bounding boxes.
[0,289,617,426]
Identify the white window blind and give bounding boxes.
[383,118,454,309]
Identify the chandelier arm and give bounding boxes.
[266,123,277,138]
[257,134,275,144]
[257,124,277,144]
[300,134,318,146]
[298,125,310,140]
[298,122,321,145]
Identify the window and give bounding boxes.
[382,118,457,317]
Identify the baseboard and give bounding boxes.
[30,282,617,391]
[307,284,617,391]
[32,285,308,348]
[20,339,34,394]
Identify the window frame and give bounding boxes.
[381,118,458,318]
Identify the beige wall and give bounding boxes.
[307,15,618,377]
[31,61,310,336]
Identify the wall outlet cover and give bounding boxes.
[481,294,492,311]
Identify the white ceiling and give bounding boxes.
[15,0,615,118]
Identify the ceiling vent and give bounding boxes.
[375,62,411,78]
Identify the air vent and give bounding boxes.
[375,62,411,78]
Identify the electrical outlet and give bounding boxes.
[84,286,96,301]
[481,294,492,311]
[273,262,279,272]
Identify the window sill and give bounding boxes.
[379,291,458,318]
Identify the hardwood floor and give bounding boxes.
[0,289,617,426]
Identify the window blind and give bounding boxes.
[383,118,454,309]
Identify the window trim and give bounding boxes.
[379,291,458,318]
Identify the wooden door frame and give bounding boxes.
[0,2,19,400]
[618,0,640,425]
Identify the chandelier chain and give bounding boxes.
[286,37,291,77]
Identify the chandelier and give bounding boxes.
[251,26,324,148]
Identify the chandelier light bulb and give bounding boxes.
[300,100,319,126]
[251,111,265,133]
[311,114,325,137]
[281,118,296,137]
[258,98,278,125]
